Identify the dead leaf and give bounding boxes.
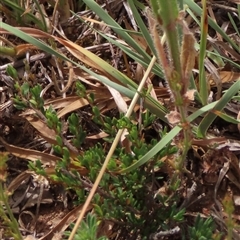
[233,195,240,206]
[8,170,32,193]
[57,98,89,118]
[181,32,196,94]
[25,115,57,145]
[166,111,181,125]
[106,86,128,114]
[209,71,240,86]
[121,129,132,154]
[86,131,108,140]
[24,236,37,240]
[0,136,60,167]
[20,96,81,116]
[185,89,196,101]
[15,44,37,57]
[39,204,93,240]
[192,137,226,147]
[204,58,221,100]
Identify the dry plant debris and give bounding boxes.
[0,0,240,239]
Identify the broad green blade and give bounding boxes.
[212,110,240,124]
[197,80,240,137]
[121,101,218,173]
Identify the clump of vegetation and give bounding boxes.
[0,0,240,239]
[0,153,22,240]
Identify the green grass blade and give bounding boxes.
[1,0,45,30]
[94,76,168,120]
[189,73,201,103]
[228,13,240,37]
[197,79,240,137]
[120,125,182,173]
[127,0,157,57]
[92,29,164,78]
[184,0,239,52]
[206,50,240,71]
[71,10,163,78]
[82,0,152,62]
[186,7,200,25]
[121,101,218,173]
[33,0,48,32]
[0,23,168,121]
[238,4,240,21]
[212,111,240,124]
[188,8,237,69]
[73,13,164,78]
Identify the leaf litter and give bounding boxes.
[0,0,240,239]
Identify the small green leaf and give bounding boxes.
[20,82,30,96]
[93,204,104,217]
[29,99,37,107]
[63,147,70,161]
[6,65,18,80]
[56,135,63,146]
[69,113,79,126]
[197,80,240,137]
[173,208,185,221]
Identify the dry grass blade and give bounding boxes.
[38,204,93,240]
[7,171,32,193]
[0,136,60,167]
[106,86,128,114]
[209,71,240,86]
[0,26,134,87]
[57,98,89,118]
[19,96,88,116]
[25,116,58,145]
